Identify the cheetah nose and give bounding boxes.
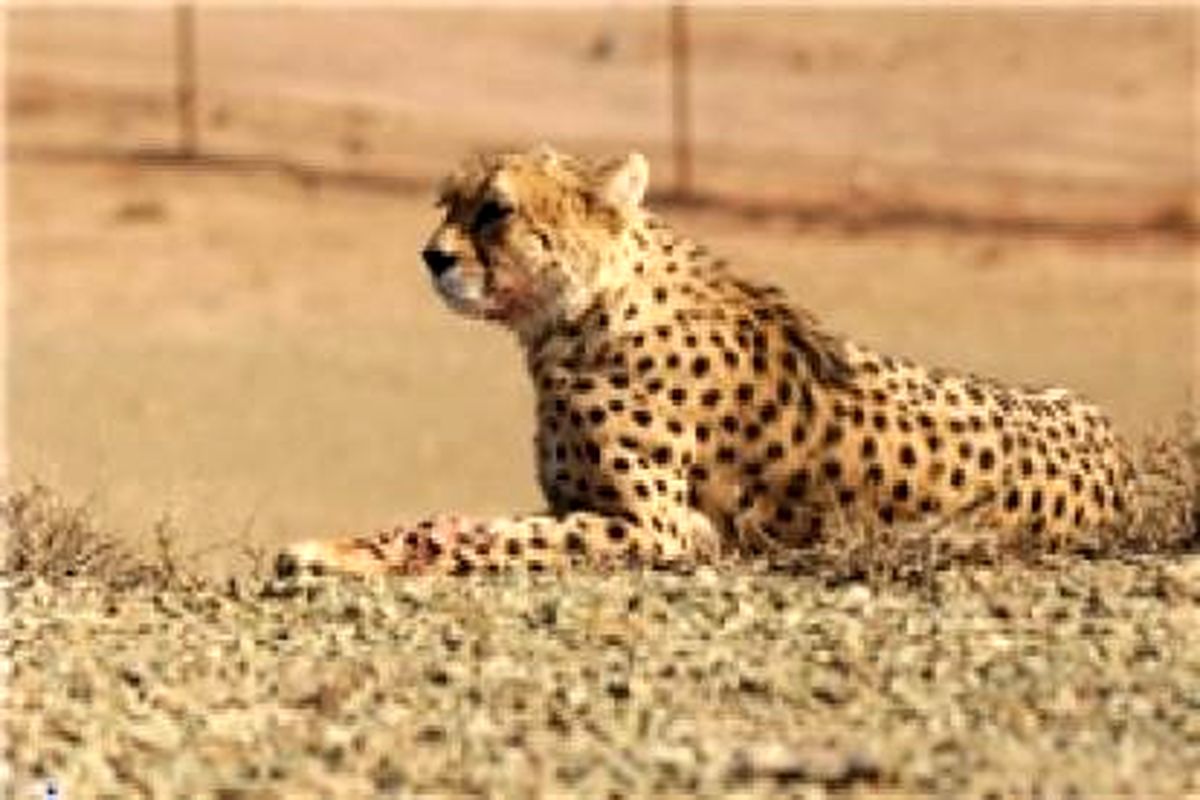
[422,247,458,278]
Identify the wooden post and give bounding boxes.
[175,4,198,157]
[669,3,693,199]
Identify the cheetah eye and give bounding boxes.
[473,199,513,231]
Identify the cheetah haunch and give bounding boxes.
[279,146,1135,577]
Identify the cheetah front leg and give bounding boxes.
[276,505,719,578]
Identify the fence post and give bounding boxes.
[669,3,693,199]
[175,3,199,157]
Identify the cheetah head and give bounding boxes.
[422,145,649,339]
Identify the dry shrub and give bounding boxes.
[1129,413,1200,552]
[2,483,196,588]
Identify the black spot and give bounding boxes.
[822,460,842,481]
[899,444,917,468]
[701,389,721,407]
[892,481,910,503]
[785,470,809,499]
[950,468,966,488]
[800,384,816,415]
[979,449,996,470]
[791,424,807,444]
[1004,488,1021,512]
[596,485,620,502]
[861,437,878,459]
[691,356,711,378]
[632,410,653,428]
[879,505,895,524]
[823,423,844,446]
[737,383,755,403]
[776,381,794,405]
[651,446,673,466]
[744,423,763,442]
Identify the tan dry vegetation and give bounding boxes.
[6,8,1198,571]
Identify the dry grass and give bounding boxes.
[2,483,203,588]
[1129,414,1200,552]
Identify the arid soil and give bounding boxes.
[5,7,1198,798]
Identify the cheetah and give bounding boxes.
[278,145,1136,577]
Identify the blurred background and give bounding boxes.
[7,6,1196,570]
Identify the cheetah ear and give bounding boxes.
[596,152,649,214]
